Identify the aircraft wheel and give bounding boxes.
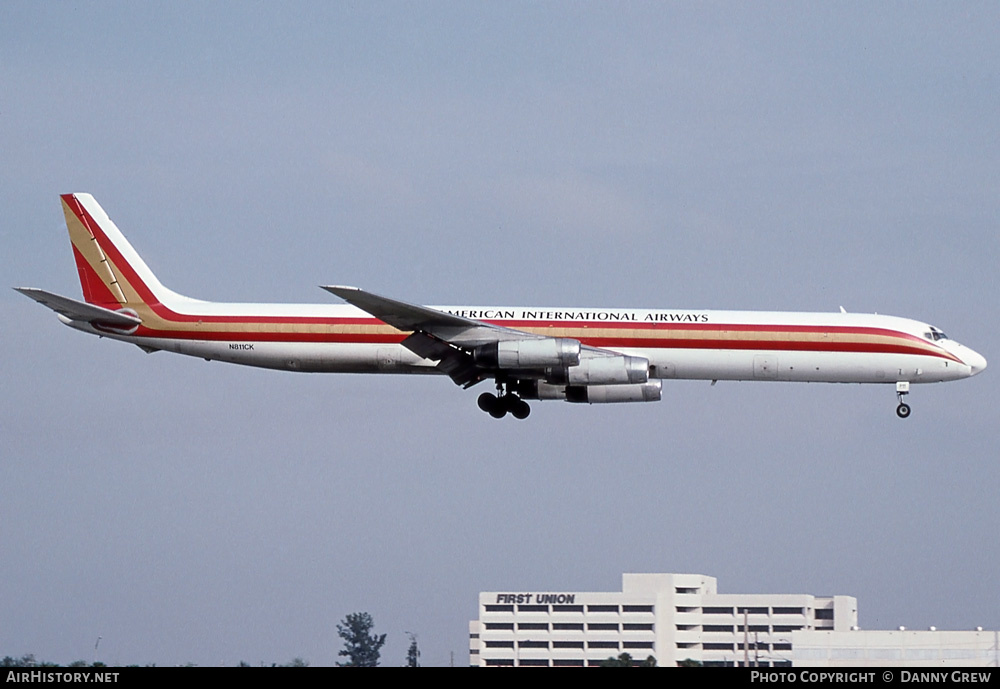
[896,403,911,419]
[511,399,531,420]
[489,404,508,419]
[478,392,498,413]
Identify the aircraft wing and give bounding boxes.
[14,287,141,327]
[322,285,575,387]
[321,285,547,348]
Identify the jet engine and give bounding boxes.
[546,354,649,386]
[474,338,581,368]
[514,380,662,404]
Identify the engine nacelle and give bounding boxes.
[515,380,662,404]
[546,354,649,386]
[474,338,580,369]
[566,381,661,404]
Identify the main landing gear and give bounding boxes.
[895,381,911,419]
[478,381,531,420]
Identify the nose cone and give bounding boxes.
[964,348,988,376]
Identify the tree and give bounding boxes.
[405,633,420,667]
[601,652,633,667]
[600,652,657,667]
[1,655,36,667]
[336,612,386,667]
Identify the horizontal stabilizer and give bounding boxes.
[14,287,141,327]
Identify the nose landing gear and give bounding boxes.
[896,381,911,419]
[477,381,531,420]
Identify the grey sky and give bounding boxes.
[2,1,997,666]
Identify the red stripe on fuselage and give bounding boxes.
[133,323,956,361]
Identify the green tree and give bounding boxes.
[336,612,386,667]
[405,633,420,667]
[601,652,633,667]
[1,655,36,667]
[600,652,657,667]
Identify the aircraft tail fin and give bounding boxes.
[60,193,177,309]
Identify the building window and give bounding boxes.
[703,607,733,614]
[588,623,619,631]
[704,625,733,633]
[553,659,585,667]
[485,641,514,649]
[773,607,803,615]
[624,641,654,649]
[552,623,583,631]
[485,623,514,630]
[704,643,734,650]
[623,605,654,613]
[815,609,834,620]
[518,604,548,613]
[738,607,768,615]
[773,625,802,632]
[485,659,514,666]
[484,605,513,613]
[518,622,548,631]
[588,641,619,649]
[553,641,585,649]
[518,641,548,649]
[588,605,619,613]
[553,605,584,613]
[623,623,654,631]
[519,659,549,667]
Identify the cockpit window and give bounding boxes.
[926,328,949,341]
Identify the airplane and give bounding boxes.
[16,193,987,420]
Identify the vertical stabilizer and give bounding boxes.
[61,193,173,308]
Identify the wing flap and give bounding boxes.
[400,332,484,387]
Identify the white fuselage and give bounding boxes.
[64,302,985,386]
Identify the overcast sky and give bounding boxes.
[2,1,997,667]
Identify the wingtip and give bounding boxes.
[320,285,361,295]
